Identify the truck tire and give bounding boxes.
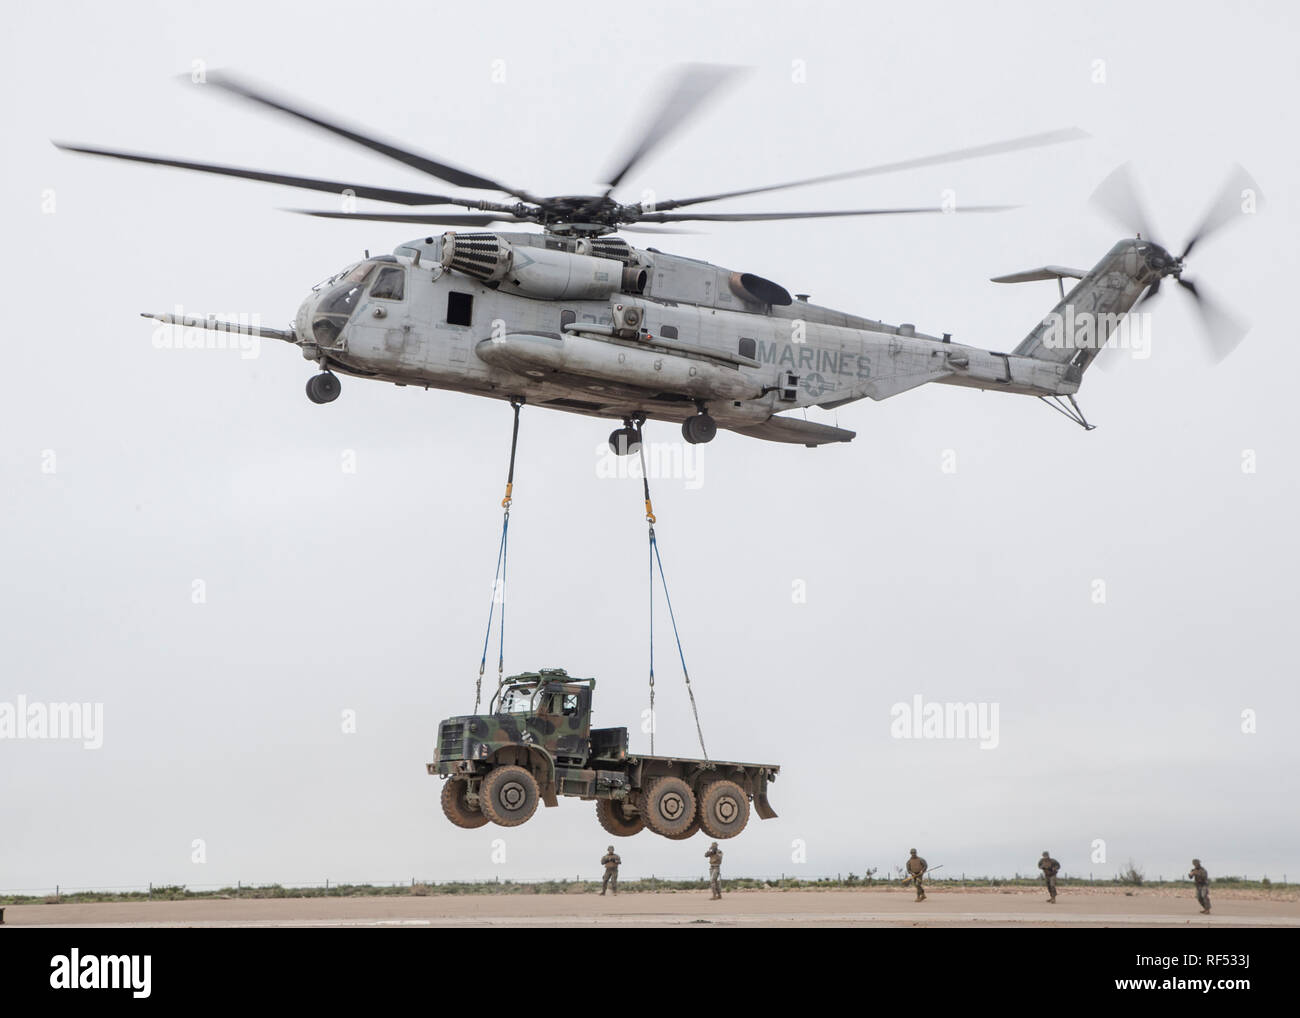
[664,816,700,840]
[480,765,540,827]
[642,776,697,838]
[596,798,645,837]
[699,780,750,839]
[441,779,489,829]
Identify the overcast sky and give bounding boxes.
[2,0,1297,891]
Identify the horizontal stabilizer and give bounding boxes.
[731,415,855,447]
[141,312,297,343]
[990,265,1087,284]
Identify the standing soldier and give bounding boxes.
[1038,851,1060,903]
[904,848,928,902]
[705,842,723,900]
[600,845,621,896]
[1189,859,1211,914]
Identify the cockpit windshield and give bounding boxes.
[312,263,376,347]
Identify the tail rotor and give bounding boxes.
[1089,163,1261,362]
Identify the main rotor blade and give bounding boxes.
[637,204,1015,223]
[204,72,536,201]
[603,63,744,191]
[649,127,1089,212]
[287,210,530,227]
[1090,163,1156,242]
[1181,164,1263,259]
[1177,277,1251,362]
[54,142,465,206]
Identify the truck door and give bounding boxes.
[533,685,589,761]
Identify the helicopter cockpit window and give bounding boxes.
[738,337,757,359]
[313,264,376,346]
[370,266,405,301]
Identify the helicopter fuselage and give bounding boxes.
[285,230,1088,446]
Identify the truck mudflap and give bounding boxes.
[754,790,777,820]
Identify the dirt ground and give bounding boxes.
[5,886,1299,928]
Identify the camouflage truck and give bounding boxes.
[429,668,779,839]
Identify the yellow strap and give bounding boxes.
[501,481,513,509]
[644,498,656,524]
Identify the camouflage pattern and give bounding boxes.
[601,847,621,895]
[1039,852,1060,902]
[906,849,927,901]
[705,842,723,899]
[429,669,779,835]
[1190,860,1211,913]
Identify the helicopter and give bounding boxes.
[55,67,1254,449]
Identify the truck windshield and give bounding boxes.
[499,686,538,713]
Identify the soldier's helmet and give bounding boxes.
[607,845,614,852]
[711,841,718,848]
[1043,851,1051,857]
[1193,858,1201,866]
[909,848,917,855]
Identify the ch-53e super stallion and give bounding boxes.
[57,67,1254,448]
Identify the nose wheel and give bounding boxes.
[306,372,341,404]
[682,411,716,445]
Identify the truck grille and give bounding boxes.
[439,723,465,761]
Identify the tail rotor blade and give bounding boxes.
[1090,163,1156,242]
[1181,164,1263,259]
[1136,277,1162,307]
[1178,277,1250,362]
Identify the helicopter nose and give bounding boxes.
[295,292,318,345]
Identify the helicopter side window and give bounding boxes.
[560,309,576,330]
[370,267,405,301]
[660,325,678,340]
[738,337,757,359]
[447,291,474,327]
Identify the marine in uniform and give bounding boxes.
[705,842,723,899]
[1189,859,1211,914]
[1038,851,1060,903]
[600,846,621,896]
[905,848,928,901]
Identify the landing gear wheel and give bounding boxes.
[663,816,700,841]
[480,765,539,827]
[608,427,642,456]
[306,372,341,404]
[441,779,488,829]
[698,780,750,839]
[596,798,645,837]
[682,413,716,445]
[641,776,697,837]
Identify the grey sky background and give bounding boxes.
[2,0,1297,890]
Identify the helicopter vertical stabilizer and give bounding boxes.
[1003,240,1156,380]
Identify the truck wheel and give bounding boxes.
[481,765,539,827]
[441,779,488,830]
[664,816,700,841]
[699,780,750,839]
[596,798,645,837]
[642,776,697,838]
